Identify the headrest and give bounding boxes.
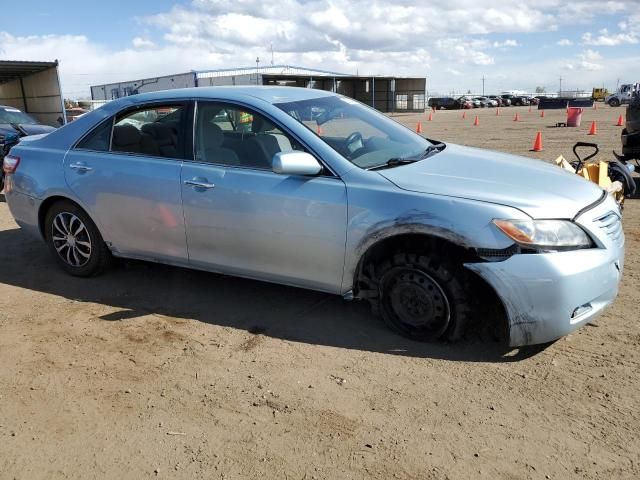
[113,124,141,145]
[142,122,174,138]
[252,115,275,133]
[201,121,223,147]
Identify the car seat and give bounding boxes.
[198,121,240,165]
[112,124,142,153]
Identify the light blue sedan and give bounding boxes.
[3,87,624,346]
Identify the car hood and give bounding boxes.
[376,143,605,219]
[0,123,55,136]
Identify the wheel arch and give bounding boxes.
[38,195,99,240]
[351,230,509,342]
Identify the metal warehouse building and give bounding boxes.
[90,65,426,112]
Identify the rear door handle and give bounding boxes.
[69,162,93,172]
[184,179,216,189]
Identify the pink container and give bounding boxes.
[567,107,584,127]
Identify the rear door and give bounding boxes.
[63,102,191,263]
[180,101,348,293]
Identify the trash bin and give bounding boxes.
[567,107,584,127]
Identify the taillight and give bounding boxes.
[3,154,20,174]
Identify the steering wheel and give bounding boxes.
[345,131,364,158]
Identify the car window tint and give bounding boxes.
[76,119,112,151]
[111,105,185,158]
[194,102,303,169]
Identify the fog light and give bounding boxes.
[571,303,592,321]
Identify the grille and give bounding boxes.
[596,211,624,246]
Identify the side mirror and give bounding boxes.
[272,151,322,176]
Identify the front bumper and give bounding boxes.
[466,195,624,347]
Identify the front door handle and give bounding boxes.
[69,162,93,172]
[184,179,216,189]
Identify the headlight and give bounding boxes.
[493,219,594,251]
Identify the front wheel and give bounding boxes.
[609,98,620,107]
[372,253,471,342]
[44,200,110,276]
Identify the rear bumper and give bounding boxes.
[466,246,623,346]
[5,187,42,238]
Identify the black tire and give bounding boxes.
[44,200,110,276]
[609,160,637,197]
[609,98,620,107]
[368,252,471,342]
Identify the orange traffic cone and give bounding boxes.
[531,131,543,152]
[540,110,545,118]
[316,125,323,135]
[528,105,532,113]
[416,122,423,133]
[462,110,467,119]
[593,103,598,110]
[588,121,597,135]
[473,116,479,126]
[616,115,624,126]
[428,111,433,121]
[513,113,520,122]
[496,108,500,116]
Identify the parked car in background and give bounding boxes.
[457,97,474,109]
[488,95,508,107]
[527,97,540,106]
[476,96,498,107]
[502,95,530,106]
[3,86,625,348]
[428,97,462,110]
[1,105,56,190]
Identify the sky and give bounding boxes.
[1,0,639,99]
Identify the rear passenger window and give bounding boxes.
[112,105,185,158]
[194,102,303,169]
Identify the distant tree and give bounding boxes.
[467,89,471,94]
[535,86,546,93]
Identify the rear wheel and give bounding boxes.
[369,252,471,342]
[609,98,620,107]
[44,200,110,276]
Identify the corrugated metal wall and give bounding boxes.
[0,65,64,127]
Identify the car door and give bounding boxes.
[181,101,348,293]
[63,102,190,263]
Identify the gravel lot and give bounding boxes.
[1,104,638,480]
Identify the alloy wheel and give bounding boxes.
[51,212,92,267]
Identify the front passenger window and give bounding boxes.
[194,102,303,169]
[112,105,185,158]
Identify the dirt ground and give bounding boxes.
[1,104,639,480]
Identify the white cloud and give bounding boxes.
[132,37,155,49]
[582,30,638,46]
[1,0,639,99]
[493,39,519,48]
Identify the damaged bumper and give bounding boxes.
[466,195,624,347]
[466,248,622,346]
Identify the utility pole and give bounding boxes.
[559,76,562,96]
[270,44,274,66]
[481,75,486,96]
[256,57,260,85]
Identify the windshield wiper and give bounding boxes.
[367,142,446,171]
[419,142,446,158]
[367,158,418,171]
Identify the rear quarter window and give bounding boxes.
[75,119,112,151]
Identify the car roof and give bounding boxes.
[128,86,335,105]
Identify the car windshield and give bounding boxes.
[0,107,38,125]
[274,95,435,169]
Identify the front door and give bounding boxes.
[181,101,348,293]
[63,102,190,262]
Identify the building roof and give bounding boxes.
[195,64,349,79]
[0,60,58,84]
